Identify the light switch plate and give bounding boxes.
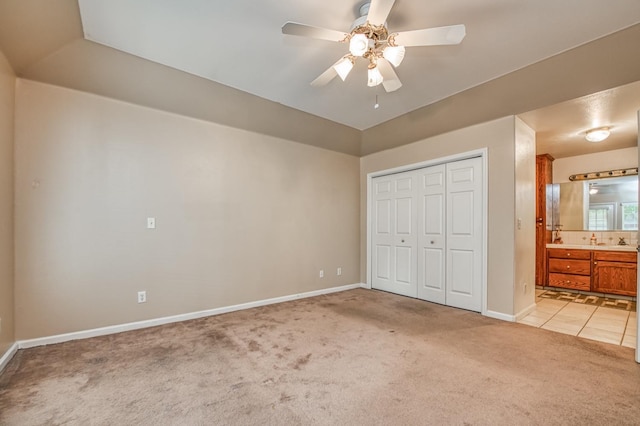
[147,217,156,229]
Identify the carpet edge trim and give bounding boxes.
[17,283,362,350]
[0,342,19,373]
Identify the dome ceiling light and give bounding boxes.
[585,127,611,143]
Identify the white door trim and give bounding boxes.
[366,148,488,316]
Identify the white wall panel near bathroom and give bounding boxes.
[371,170,418,297]
[371,157,483,312]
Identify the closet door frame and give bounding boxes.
[365,148,488,316]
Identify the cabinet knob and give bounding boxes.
[566,266,570,269]
[594,262,598,265]
[566,253,571,256]
[430,240,435,244]
[401,239,405,243]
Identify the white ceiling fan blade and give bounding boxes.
[366,0,396,26]
[310,63,339,87]
[282,22,347,42]
[377,59,402,92]
[394,24,466,47]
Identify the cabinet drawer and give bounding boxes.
[548,273,591,291]
[547,248,591,260]
[593,251,637,263]
[548,258,591,275]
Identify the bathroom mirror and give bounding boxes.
[555,175,638,231]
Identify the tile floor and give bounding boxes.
[518,289,637,349]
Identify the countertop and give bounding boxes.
[546,243,636,252]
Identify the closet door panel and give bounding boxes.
[446,158,483,312]
[417,165,446,303]
[372,171,418,297]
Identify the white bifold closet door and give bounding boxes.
[371,170,418,297]
[444,158,483,312]
[417,165,446,304]
[372,157,482,312]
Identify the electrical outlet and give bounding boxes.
[337,267,342,276]
[319,270,324,278]
[147,217,156,229]
[138,291,147,303]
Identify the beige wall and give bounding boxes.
[0,49,15,354]
[514,118,536,316]
[361,116,524,317]
[14,80,360,340]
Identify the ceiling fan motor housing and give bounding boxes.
[350,2,373,31]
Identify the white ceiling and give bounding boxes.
[77,0,640,131]
[521,80,640,158]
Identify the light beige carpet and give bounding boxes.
[1,288,639,425]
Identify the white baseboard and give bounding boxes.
[359,282,369,289]
[0,342,19,373]
[485,310,516,322]
[515,303,537,321]
[18,283,362,350]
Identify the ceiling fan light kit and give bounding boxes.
[334,57,355,81]
[367,65,384,87]
[349,33,370,56]
[282,0,465,93]
[382,45,405,67]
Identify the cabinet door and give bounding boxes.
[536,154,553,286]
[592,261,637,296]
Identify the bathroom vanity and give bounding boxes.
[546,245,637,296]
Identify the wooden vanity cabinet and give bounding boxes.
[547,248,591,291]
[547,248,638,296]
[592,251,637,297]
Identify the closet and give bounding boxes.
[371,157,483,312]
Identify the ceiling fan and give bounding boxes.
[282,0,466,92]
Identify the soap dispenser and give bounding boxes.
[590,233,597,245]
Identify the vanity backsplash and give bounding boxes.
[557,230,637,246]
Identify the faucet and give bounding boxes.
[618,237,627,246]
